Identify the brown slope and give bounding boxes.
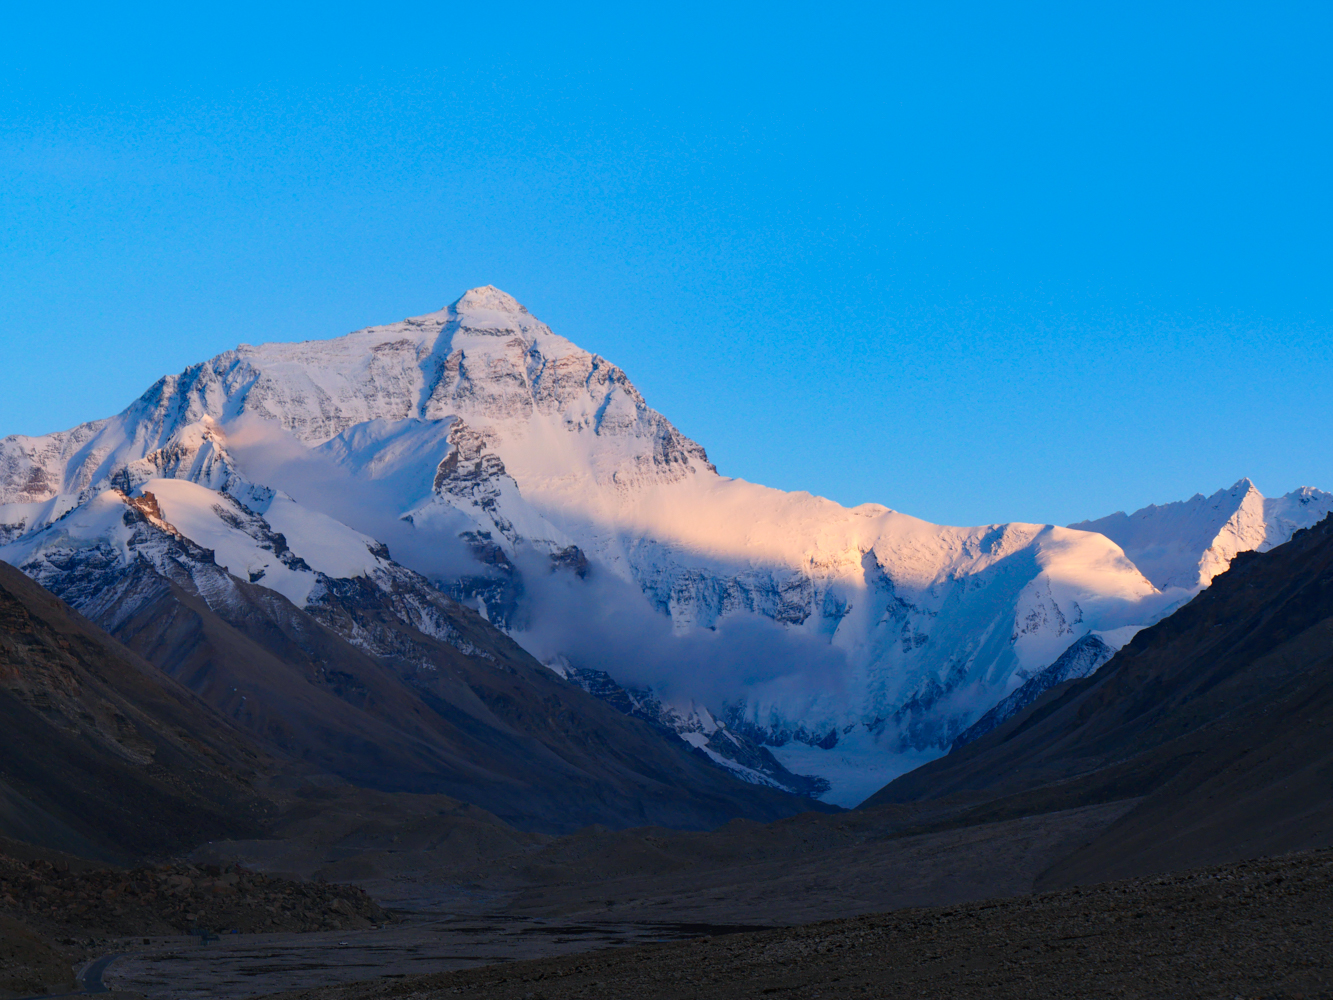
[0,562,271,861]
[95,558,832,833]
[863,512,1333,884]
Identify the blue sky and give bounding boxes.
[2,2,1330,527]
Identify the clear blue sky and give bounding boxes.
[2,2,1330,527]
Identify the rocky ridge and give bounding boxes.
[0,490,831,832]
[867,511,1333,885]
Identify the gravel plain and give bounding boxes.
[259,848,1333,1000]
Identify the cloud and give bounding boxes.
[222,414,480,580]
[511,546,851,721]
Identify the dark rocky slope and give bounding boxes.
[106,565,829,833]
[0,911,75,997]
[865,512,1333,885]
[0,562,271,861]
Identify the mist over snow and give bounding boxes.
[223,414,481,583]
[514,547,853,713]
[227,413,853,720]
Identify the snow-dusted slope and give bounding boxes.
[2,286,1319,803]
[948,625,1145,752]
[1071,480,1333,590]
[0,477,482,661]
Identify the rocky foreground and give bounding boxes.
[0,851,390,995]
[0,852,387,941]
[263,849,1333,1000]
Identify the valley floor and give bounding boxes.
[257,849,1333,1000]
[92,800,1131,998]
[86,801,1329,1000]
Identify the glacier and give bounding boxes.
[3,285,1329,806]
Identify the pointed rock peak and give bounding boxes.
[1230,477,1260,494]
[452,286,528,316]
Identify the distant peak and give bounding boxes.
[1230,477,1260,494]
[452,286,527,315]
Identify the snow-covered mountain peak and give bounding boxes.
[1221,477,1260,501]
[6,288,1330,804]
[1072,478,1332,592]
[0,294,1173,745]
[1284,485,1330,504]
[452,285,529,317]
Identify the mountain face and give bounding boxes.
[0,561,271,860]
[1,287,1328,806]
[864,513,1333,885]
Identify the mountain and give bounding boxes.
[0,560,271,860]
[0,482,826,833]
[1070,478,1333,590]
[1,287,1327,805]
[864,513,1333,885]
